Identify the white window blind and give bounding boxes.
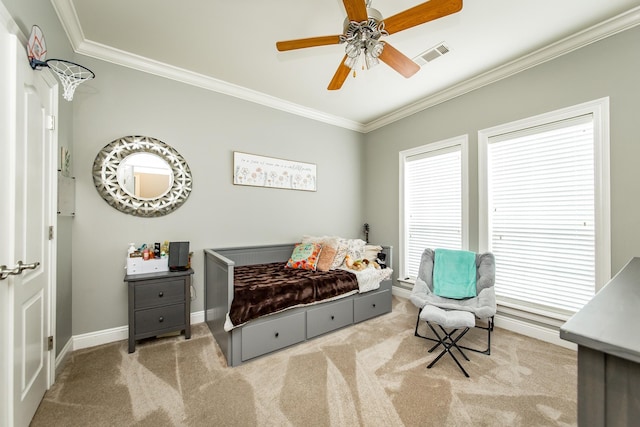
[404,146,462,278]
[487,115,595,313]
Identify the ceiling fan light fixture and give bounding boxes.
[344,55,359,69]
[345,42,360,58]
[366,39,384,58]
[340,6,388,73]
[364,52,380,69]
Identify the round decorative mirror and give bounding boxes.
[92,136,192,217]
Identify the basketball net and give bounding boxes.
[46,59,95,101]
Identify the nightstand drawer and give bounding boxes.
[134,303,185,335]
[307,298,353,338]
[134,279,185,309]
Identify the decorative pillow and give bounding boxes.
[345,238,366,261]
[331,238,349,270]
[286,243,322,270]
[316,245,337,272]
[364,244,382,261]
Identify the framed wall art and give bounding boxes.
[233,152,316,192]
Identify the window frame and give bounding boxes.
[399,135,469,281]
[478,98,611,317]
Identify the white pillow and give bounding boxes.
[364,245,383,261]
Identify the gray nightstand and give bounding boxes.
[125,268,193,353]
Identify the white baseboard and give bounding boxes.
[494,314,576,350]
[391,286,576,351]
[191,310,204,324]
[55,337,73,374]
[392,286,412,299]
[73,325,128,351]
[72,310,205,351]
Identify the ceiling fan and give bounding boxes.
[276,0,463,90]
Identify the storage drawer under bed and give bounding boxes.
[306,298,354,339]
[354,289,392,323]
[241,311,306,361]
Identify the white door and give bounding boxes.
[0,15,14,427]
[1,22,57,427]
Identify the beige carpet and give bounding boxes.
[32,297,577,426]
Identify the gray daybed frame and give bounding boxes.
[204,244,393,367]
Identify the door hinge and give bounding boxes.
[47,115,55,130]
[49,226,54,240]
[47,336,53,351]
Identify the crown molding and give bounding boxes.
[80,39,365,132]
[51,0,640,134]
[50,0,365,132]
[363,6,640,133]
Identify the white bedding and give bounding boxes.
[341,265,393,293]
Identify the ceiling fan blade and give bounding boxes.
[276,35,342,51]
[343,0,368,22]
[328,56,352,90]
[383,0,463,35]
[378,43,420,78]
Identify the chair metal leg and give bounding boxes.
[414,307,424,337]
[425,322,471,377]
[426,322,470,361]
[458,316,494,355]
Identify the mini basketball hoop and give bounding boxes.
[27,25,95,101]
[27,25,47,68]
[45,59,95,101]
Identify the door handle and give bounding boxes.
[0,260,40,280]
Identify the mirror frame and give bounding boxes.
[92,135,192,217]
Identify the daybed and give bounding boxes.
[204,243,393,367]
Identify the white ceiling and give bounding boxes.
[51,0,640,131]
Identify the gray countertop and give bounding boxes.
[560,257,640,363]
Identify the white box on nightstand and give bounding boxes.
[126,257,169,275]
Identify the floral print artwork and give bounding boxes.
[234,152,316,191]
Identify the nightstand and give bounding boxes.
[125,268,193,353]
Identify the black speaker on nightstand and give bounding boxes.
[169,241,190,271]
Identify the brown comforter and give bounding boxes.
[229,262,358,326]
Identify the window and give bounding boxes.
[479,98,610,317]
[400,136,468,279]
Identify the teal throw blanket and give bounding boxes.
[433,248,477,299]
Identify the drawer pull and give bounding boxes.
[331,315,335,320]
[158,291,164,297]
[372,303,376,308]
[275,332,279,338]
[159,316,164,323]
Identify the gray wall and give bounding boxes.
[71,57,365,335]
[364,25,640,279]
[2,0,75,354]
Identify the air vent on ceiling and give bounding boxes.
[413,42,450,66]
